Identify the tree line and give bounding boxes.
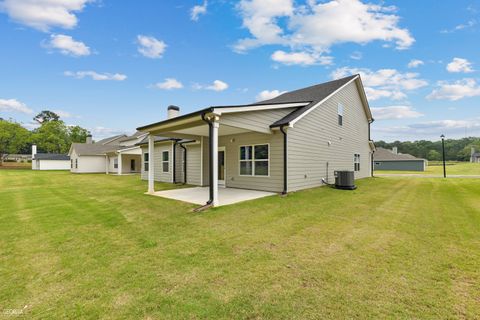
[0,111,89,162]
[375,137,480,161]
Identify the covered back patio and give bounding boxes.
[137,103,306,207]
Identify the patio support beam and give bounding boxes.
[179,142,187,184]
[118,153,122,175]
[172,141,177,183]
[105,155,109,174]
[211,121,219,206]
[148,134,155,193]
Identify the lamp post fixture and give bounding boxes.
[440,134,446,178]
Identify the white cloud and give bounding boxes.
[407,59,424,68]
[152,78,183,90]
[441,19,477,33]
[350,51,362,60]
[0,0,91,32]
[53,110,77,118]
[256,89,287,101]
[89,126,127,139]
[64,71,127,81]
[137,35,166,59]
[194,80,229,91]
[374,118,480,140]
[0,98,34,114]
[446,57,474,73]
[371,106,423,120]
[427,78,480,101]
[271,50,332,66]
[46,34,90,57]
[191,1,207,21]
[235,0,414,64]
[331,67,428,101]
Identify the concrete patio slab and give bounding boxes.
[150,187,276,206]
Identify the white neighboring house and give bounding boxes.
[68,132,147,174]
[31,145,70,170]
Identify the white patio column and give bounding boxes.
[105,155,109,174]
[212,120,219,206]
[118,153,122,175]
[148,134,155,193]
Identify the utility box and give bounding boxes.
[334,171,356,190]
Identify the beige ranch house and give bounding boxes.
[137,74,375,207]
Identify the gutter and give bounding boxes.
[280,125,288,195]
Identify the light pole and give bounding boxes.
[440,134,446,178]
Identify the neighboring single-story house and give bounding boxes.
[69,132,147,174]
[470,147,480,163]
[31,145,70,170]
[373,147,427,171]
[3,154,31,162]
[137,74,375,207]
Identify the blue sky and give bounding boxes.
[0,0,479,141]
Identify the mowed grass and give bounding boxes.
[1,171,480,319]
[377,161,480,175]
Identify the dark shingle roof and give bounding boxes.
[33,153,70,160]
[267,75,359,127]
[374,148,425,161]
[472,153,480,157]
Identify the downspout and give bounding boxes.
[201,113,214,205]
[369,118,375,177]
[173,140,177,183]
[280,125,288,195]
[179,142,187,184]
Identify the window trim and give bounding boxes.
[238,143,270,177]
[338,103,344,126]
[354,153,361,172]
[113,158,118,169]
[162,150,169,173]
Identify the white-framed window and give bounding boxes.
[144,152,149,172]
[354,154,360,171]
[114,158,118,169]
[70,159,73,169]
[75,158,78,169]
[162,151,169,173]
[338,103,343,126]
[239,144,269,176]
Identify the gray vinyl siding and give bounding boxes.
[220,108,295,134]
[218,131,283,192]
[374,160,425,171]
[140,141,174,182]
[185,143,202,185]
[287,81,372,191]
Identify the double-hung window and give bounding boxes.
[162,151,169,173]
[239,144,269,176]
[354,154,360,172]
[75,159,78,169]
[113,158,118,169]
[144,153,149,171]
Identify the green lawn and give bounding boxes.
[1,171,480,319]
[377,161,480,175]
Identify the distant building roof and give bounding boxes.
[96,134,127,145]
[70,143,119,156]
[472,152,480,158]
[33,153,70,161]
[374,148,425,161]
